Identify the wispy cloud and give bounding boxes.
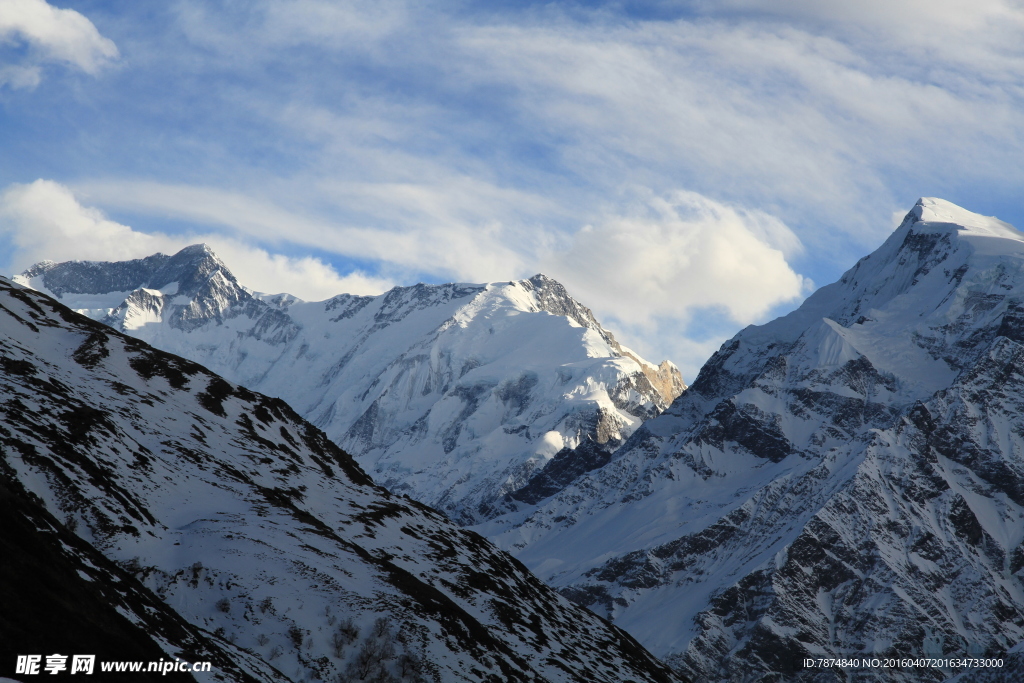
[72,178,542,283]
[703,0,1023,37]
[0,180,391,300]
[2,0,1023,378]
[152,0,1024,251]
[452,13,1024,247]
[0,0,118,88]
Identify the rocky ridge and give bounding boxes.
[0,275,681,683]
[475,199,1024,681]
[15,253,684,524]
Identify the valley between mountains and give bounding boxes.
[5,197,1024,682]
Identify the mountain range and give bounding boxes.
[9,197,1024,681]
[478,198,1024,681]
[0,275,679,683]
[14,253,684,525]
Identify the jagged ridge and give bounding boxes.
[0,276,682,683]
[15,252,684,524]
[478,199,1024,681]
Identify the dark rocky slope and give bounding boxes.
[0,275,680,683]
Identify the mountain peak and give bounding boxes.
[177,242,215,255]
[148,243,237,295]
[772,197,1024,336]
[13,243,234,301]
[907,197,1021,240]
[12,244,251,334]
[491,200,1024,678]
[523,272,602,331]
[15,252,171,298]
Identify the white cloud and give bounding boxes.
[0,180,391,300]
[75,179,810,327]
[515,189,810,381]
[73,178,544,284]
[452,16,1024,251]
[0,179,171,262]
[199,243,394,300]
[159,0,1024,256]
[0,179,808,381]
[543,190,809,330]
[705,0,1021,33]
[0,0,118,87]
[5,0,1022,374]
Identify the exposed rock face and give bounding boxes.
[15,254,684,523]
[0,277,681,683]
[477,199,1024,681]
[635,359,688,412]
[522,274,686,409]
[18,244,274,335]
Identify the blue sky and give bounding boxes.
[2,0,1023,380]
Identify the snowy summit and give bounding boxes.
[476,198,1024,680]
[15,250,685,524]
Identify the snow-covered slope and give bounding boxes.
[0,474,288,683]
[477,198,1024,680]
[0,276,680,683]
[14,249,684,524]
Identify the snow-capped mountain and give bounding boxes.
[0,276,680,683]
[476,199,1024,681]
[14,248,684,524]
